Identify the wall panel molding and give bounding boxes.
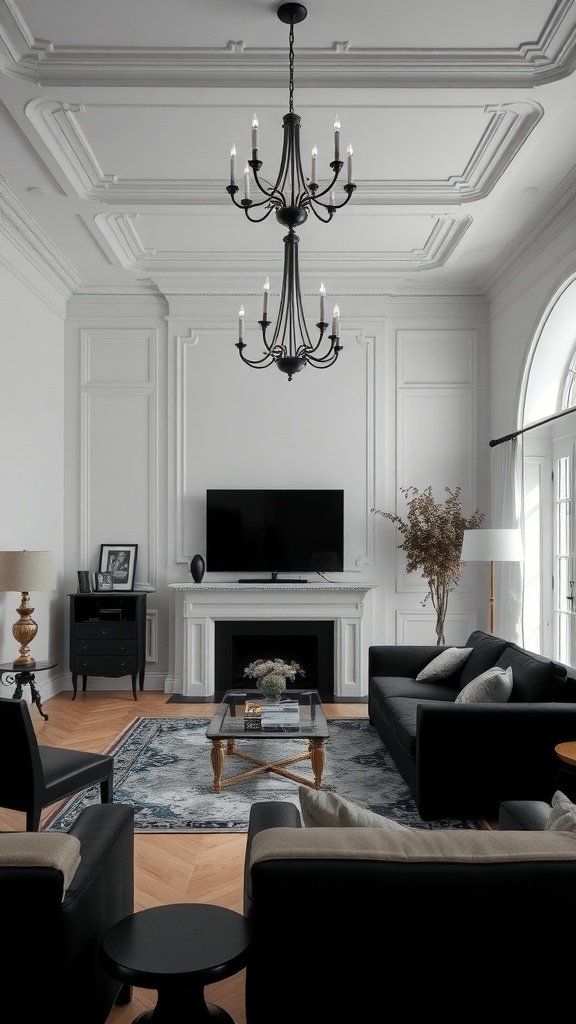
[79,327,159,588]
[396,609,477,645]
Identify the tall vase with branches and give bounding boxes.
[372,486,485,644]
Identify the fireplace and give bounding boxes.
[169,582,375,700]
[214,620,334,694]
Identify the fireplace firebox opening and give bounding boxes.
[214,620,334,696]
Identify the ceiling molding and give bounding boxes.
[1,0,576,88]
[25,98,543,206]
[0,175,79,297]
[480,167,576,295]
[93,210,472,275]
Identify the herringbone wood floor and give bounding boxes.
[1,689,367,1023]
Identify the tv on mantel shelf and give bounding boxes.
[205,489,344,583]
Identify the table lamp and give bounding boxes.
[0,550,56,666]
[460,529,523,633]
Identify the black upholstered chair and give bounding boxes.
[0,696,114,830]
[1,803,134,1023]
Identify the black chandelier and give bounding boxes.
[226,2,356,381]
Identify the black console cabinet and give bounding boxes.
[68,592,149,701]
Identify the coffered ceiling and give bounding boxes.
[0,0,575,299]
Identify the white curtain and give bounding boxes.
[491,437,524,643]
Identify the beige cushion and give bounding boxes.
[250,826,576,868]
[455,665,513,703]
[415,647,473,681]
[0,832,81,895]
[298,786,411,830]
[545,790,576,832]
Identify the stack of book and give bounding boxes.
[244,700,263,731]
[260,701,300,732]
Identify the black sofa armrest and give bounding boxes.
[65,803,134,904]
[369,645,450,680]
[415,701,576,820]
[499,800,552,830]
[244,800,301,916]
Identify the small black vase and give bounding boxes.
[190,553,206,583]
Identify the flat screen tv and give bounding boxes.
[206,489,344,577]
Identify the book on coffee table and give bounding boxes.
[260,701,300,731]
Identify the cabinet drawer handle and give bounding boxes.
[82,645,88,651]
[100,628,108,635]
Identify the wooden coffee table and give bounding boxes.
[205,689,330,792]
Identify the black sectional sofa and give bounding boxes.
[368,629,576,820]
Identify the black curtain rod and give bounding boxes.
[490,405,576,447]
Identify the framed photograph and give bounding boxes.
[96,571,114,592]
[99,544,138,591]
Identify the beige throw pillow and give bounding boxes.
[415,647,472,681]
[545,791,576,832]
[455,665,513,703]
[298,786,412,830]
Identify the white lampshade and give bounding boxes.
[0,550,56,592]
[461,529,524,563]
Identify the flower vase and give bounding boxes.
[258,674,287,701]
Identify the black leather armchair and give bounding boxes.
[1,803,134,1023]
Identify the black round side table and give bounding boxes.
[100,903,252,1023]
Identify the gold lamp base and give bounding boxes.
[12,591,38,667]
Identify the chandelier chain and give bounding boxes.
[288,23,295,115]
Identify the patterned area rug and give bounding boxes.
[44,717,478,833]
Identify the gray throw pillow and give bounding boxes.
[545,790,576,832]
[455,665,513,703]
[298,786,412,830]
[415,647,473,681]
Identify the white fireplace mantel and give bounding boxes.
[168,582,377,700]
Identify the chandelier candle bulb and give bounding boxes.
[334,115,340,160]
[230,145,236,185]
[238,305,245,340]
[244,163,250,200]
[262,277,269,319]
[347,144,353,184]
[319,282,326,323]
[311,145,317,183]
[332,304,340,337]
[251,113,259,156]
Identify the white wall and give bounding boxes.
[11,226,561,695]
[0,239,66,691]
[14,210,574,694]
[58,287,490,696]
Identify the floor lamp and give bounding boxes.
[460,529,524,634]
